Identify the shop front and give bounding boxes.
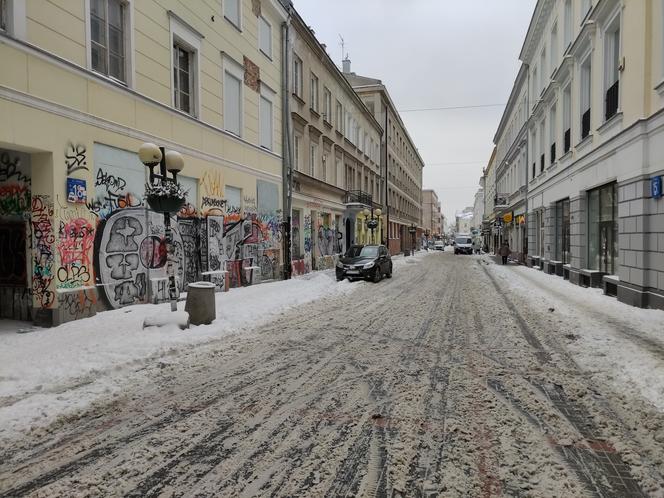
[587,182,618,275]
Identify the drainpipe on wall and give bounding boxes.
[281,6,294,279]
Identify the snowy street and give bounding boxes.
[2,251,664,497]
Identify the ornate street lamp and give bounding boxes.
[139,142,186,312]
[363,207,382,244]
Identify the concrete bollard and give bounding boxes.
[184,282,216,326]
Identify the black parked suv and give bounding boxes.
[336,245,392,282]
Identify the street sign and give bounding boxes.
[652,176,662,199]
[408,226,417,233]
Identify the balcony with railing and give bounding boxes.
[581,108,591,139]
[344,190,378,208]
[564,128,571,153]
[605,80,619,121]
[550,143,556,164]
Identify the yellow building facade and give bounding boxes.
[0,0,288,325]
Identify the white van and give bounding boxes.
[454,235,473,255]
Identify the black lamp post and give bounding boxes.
[363,207,382,244]
[409,223,417,255]
[138,142,185,312]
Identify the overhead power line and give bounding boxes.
[399,103,507,113]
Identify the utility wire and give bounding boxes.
[399,103,506,113]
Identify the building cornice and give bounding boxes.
[519,0,556,63]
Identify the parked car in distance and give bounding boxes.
[434,240,445,251]
[336,244,392,282]
[454,235,473,255]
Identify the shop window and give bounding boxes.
[587,183,617,273]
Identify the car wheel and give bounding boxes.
[372,267,382,283]
[386,264,392,278]
[336,275,344,282]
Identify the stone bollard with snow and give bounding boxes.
[185,282,216,326]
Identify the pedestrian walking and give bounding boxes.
[499,242,510,265]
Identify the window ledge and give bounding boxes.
[292,93,305,105]
[323,119,333,129]
[655,78,664,95]
[310,108,321,119]
[559,150,572,163]
[576,133,593,153]
[224,16,242,33]
[260,49,273,62]
[597,111,623,135]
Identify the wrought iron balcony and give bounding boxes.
[344,190,373,206]
[564,128,571,153]
[581,108,591,139]
[605,80,619,121]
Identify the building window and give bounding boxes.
[323,87,332,122]
[294,134,301,171]
[580,55,591,139]
[539,120,545,172]
[532,65,538,99]
[563,84,571,153]
[604,16,620,121]
[564,0,572,49]
[539,47,546,92]
[259,16,271,58]
[321,154,327,182]
[549,104,557,164]
[310,73,319,112]
[335,100,343,132]
[293,55,302,97]
[0,0,8,32]
[309,143,317,176]
[587,182,617,274]
[173,44,194,114]
[550,23,558,74]
[581,0,591,21]
[224,0,241,29]
[259,85,274,150]
[555,198,570,264]
[90,0,126,82]
[223,58,243,136]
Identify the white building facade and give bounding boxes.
[517,0,664,309]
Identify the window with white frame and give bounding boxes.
[549,103,557,164]
[581,0,591,21]
[539,47,546,91]
[0,0,8,32]
[532,65,538,99]
[223,57,243,136]
[580,55,592,139]
[321,153,327,182]
[564,0,572,48]
[323,87,331,122]
[259,84,274,150]
[293,55,302,96]
[309,143,317,176]
[259,16,271,58]
[550,23,558,74]
[224,0,240,29]
[604,14,620,121]
[563,83,572,153]
[294,134,302,171]
[90,0,127,82]
[539,120,545,172]
[310,73,319,112]
[173,44,194,114]
[171,15,201,116]
[335,100,343,132]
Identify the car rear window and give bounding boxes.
[456,238,471,244]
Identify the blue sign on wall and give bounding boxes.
[66,177,88,204]
[652,176,663,199]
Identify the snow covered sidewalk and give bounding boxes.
[0,251,430,439]
[486,257,664,411]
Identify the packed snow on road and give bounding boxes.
[2,250,664,497]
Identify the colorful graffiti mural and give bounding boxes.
[96,208,186,309]
[57,218,95,289]
[0,151,31,216]
[31,195,56,309]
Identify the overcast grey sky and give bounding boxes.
[292,0,537,223]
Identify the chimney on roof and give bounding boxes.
[342,57,351,74]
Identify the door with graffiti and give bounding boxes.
[0,149,32,321]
